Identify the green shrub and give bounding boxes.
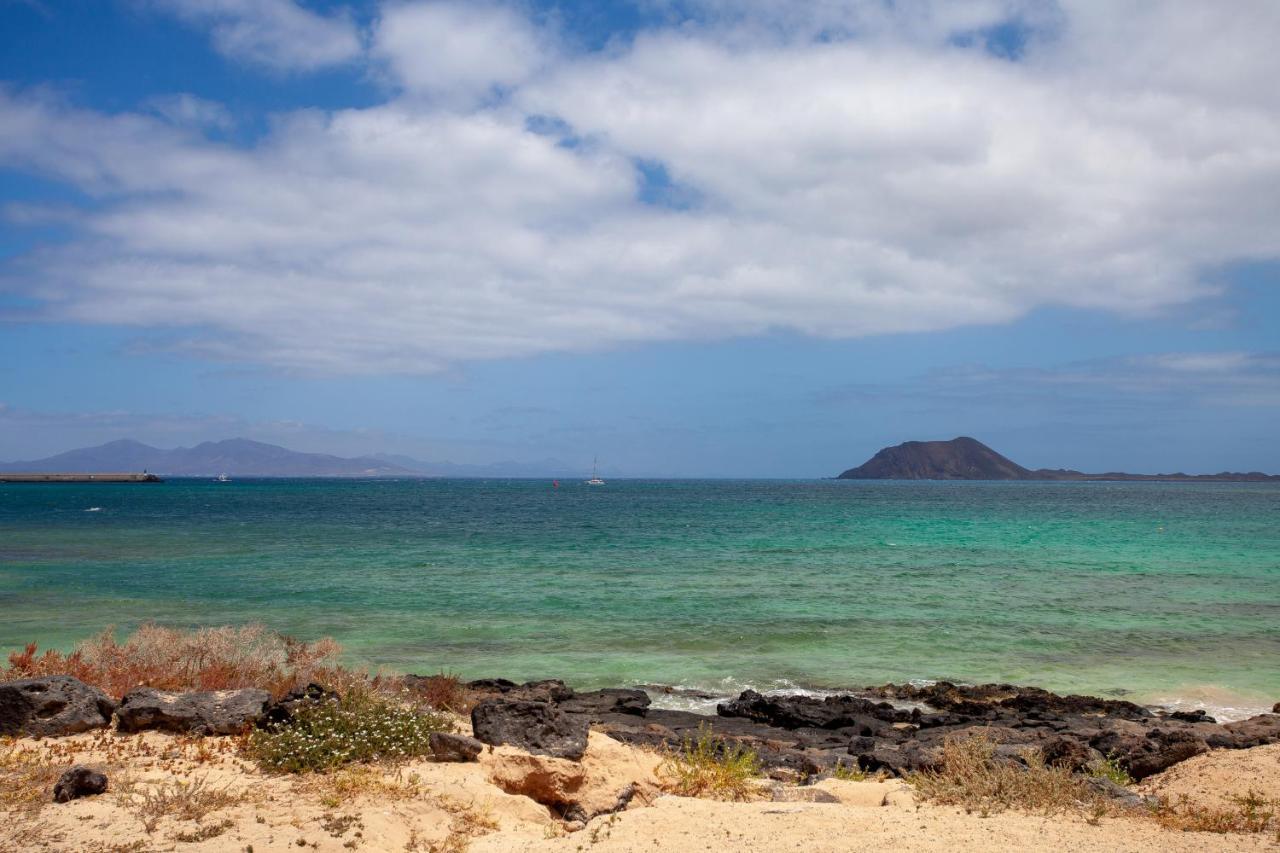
[1087,755,1133,787]
[831,760,868,781]
[658,723,762,801]
[246,691,452,773]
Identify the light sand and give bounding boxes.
[5,730,1277,852]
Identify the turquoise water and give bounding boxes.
[2,479,1278,715]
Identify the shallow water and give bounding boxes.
[2,478,1277,717]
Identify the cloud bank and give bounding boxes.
[2,0,1278,373]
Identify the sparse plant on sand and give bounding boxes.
[1149,790,1279,836]
[909,732,1104,815]
[120,774,245,834]
[246,688,451,773]
[658,723,762,801]
[0,740,64,815]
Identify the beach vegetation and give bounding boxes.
[3,623,343,698]
[909,732,1105,815]
[830,760,869,781]
[245,688,451,773]
[1087,755,1133,787]
[658,723,763,801]
[0,739,64,816]
[119,774,245,834]
[407,671,474,713]
[1149,790,1279,836]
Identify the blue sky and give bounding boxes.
[1,0,1278,476]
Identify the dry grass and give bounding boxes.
[1149,790,1280,837]
[3,623,344,698]
[910,733,1106,816]
[294,765,425,808]
[119,773,246,833]
[0,738,65,815]
[658,724,763,801]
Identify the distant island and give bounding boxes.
[837,437,1280,482]
[0,438,579,479]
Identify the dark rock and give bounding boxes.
[466,679,573,704]
[471,699,588,760]
[1083,776,1148,808]
[0,676,116,737]
[1040,737,1101,773]
[866,681,1150,721]
[1167,709,1215,724]
[116,687,270,735]
[261,683,338,726]
[717,690,907,730]
[558,689,650,719]
[1090,729,1208,781]
[1220,714,1280,749]
[52,765,108,803]
[1273,702,1279,714]
[771,786,841,803]
[430,731,484,762]
[467,678,518,691]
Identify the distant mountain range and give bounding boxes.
[837,437,1280,482]
[0,439,579,478]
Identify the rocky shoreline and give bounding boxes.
[6,671,1280,850]
[456,677,1280,792]
[7,673,1279,793]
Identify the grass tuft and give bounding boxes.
[658,723,762,801]
[910,732,1105,816]
[246,689,452,773]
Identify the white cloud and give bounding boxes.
[146,0,362,71]
[144,93,236,131]
[373,1,550,103]
[2,1,1279,373]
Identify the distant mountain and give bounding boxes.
[0,438,410,477]
[838,437,1033,480]
[838,437,1280,482]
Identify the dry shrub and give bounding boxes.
[1150,791,1279,836]
[3,623,343,698]
[910,732,1105,815]
[658,723,763,801]
[120,774,245,834]
[407,672,474,713]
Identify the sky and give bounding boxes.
[0,0,1278,477]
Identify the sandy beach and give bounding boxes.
[7,728,1279,852]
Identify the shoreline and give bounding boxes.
[5,667,1280,852]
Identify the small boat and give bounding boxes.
[585,457,605,486]
[215,473,230,483]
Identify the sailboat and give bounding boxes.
[215,473,230,483]
[585,457,605,486]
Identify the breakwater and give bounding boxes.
[0,473,162,483]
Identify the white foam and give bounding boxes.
[85,507,102,512]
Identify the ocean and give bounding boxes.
[2,478,1277,718]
